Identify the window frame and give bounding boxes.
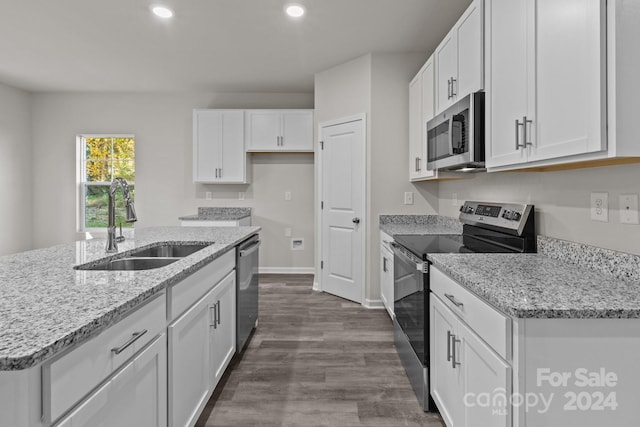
[76,134,135,233]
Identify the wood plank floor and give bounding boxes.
[195,274,444,427]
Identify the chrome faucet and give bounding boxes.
[106,177,137,253]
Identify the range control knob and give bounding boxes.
[465,206,474,214]
[512,211,522,221]
[502,210,511,219]
[459,205,465,212]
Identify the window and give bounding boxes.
[77,135,135,231]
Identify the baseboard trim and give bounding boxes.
[259,267,315,275]
[363,298,385,309]
[312,281,321,292]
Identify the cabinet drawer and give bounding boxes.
[430,266,511,360]
[43,294,166,423]
[169,249,235,321]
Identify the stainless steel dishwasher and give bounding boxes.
[236,234,260,352]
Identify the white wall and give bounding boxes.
[0,82,32,256]
[314,53,439,304]
[30,91,315,269]
[438,164,640,255]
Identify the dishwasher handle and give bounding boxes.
[239,240,261,257]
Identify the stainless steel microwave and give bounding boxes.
[426,91,485,171]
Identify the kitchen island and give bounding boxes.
[0,225,260,426]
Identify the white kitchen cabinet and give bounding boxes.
[430,294,464,427]
[210,271,236,384]
[379,231,394,318]
[168,270,236,427]
[55,334,167,427]
[409,56,437,181]
[435,0,483,114]
[245,110,314,152]
[193,109,249,183]
[485,0,606,170]
[430,267,512,427]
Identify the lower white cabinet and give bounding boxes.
[168,270,236,427]
[430,279,512,427]
[55,334,167,427]
[379,231,394,318]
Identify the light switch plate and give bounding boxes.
[285,191,292,201]
[205,191,212,200]
[619,194,639,224]
[404,192,414,205]
[590,192,608,222]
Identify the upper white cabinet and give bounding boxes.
[435,0,484,114]
[486,0,605,169]
[409,56,437,181]
[193,109,249,184]
[245,110,314,152]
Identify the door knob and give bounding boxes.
[352,217,360,224]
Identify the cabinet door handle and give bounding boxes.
[219,168,222,178]
[446,330,453,362]
[515,119,525,149]
[111,329,147,355]
[415,157,421,172]
[383,256,388,273]
[444,293,464,308]
[211,304,217,328]
[447,78,452,99]
[450,77,457,98]
[523,116,533,147]
[216,300,221,325]
[451,334,461,368]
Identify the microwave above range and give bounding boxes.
[427,91,485,172]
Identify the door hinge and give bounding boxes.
[321,261,324,269]
[320,141,324,150]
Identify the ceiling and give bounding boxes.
[0,0,471,93]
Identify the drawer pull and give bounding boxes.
[444,293,464,308]
[111,329,148,355]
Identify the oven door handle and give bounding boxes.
[390,243,425,272]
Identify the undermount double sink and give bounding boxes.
[75,243,212,271]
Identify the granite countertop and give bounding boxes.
[379,215,462,236]
[179,207,251,221]
[428,236,640,319]
[0,226,260,371]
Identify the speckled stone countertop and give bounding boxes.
[0,226,260,371]
[428,236,640,319]
[179,207,251,221]
[379,215,462,236]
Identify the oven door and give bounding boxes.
[391,244,428,364]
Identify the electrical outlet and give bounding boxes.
[205,191,212,200]
[285,227,292,237]
[452,193,458,207]
[590,192,608,222]
[238,192,245,201]
[619,194,639,224]
[285,191,292,201]
[404,192,414,205]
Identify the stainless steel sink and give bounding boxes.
[75,242,212,271]
[126,243,211,258]
[78,257,180,271]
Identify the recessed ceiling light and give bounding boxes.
[285,4,305,18]
[152,5,174,19]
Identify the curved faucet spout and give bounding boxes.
[106,177,137,253]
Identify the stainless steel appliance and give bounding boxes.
[391,201,536,411]
[427,91,485,171]
[236,234,260,352]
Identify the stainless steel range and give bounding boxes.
[391,201,536,411]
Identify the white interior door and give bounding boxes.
[319,117,365,304]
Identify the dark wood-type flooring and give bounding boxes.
[195,274,444,427]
